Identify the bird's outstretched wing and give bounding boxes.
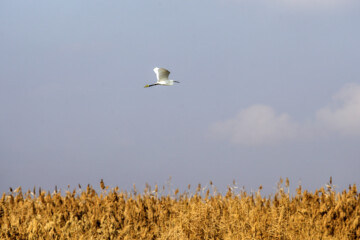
[154,67,170,81]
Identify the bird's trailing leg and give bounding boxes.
[144,83,159,88]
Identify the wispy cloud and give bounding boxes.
[210,83,360,146]
[275,0,354,8]
[316,83,360,136]
[224,0,358,11]
[210,105,299,146]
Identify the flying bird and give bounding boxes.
[144,67,180,88]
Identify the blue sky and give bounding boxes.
[1,0,360,194]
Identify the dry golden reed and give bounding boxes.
[1,179,359,239]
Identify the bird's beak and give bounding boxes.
[174,81,180,83]
[144,85,150,88]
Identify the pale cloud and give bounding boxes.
[275,0,354,8]
[210,83,360,146]
[223,0,358,11]
[210,105,299,146]
[316,83,360,136]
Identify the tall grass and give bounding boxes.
[1,179,359,239]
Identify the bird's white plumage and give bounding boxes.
[153,67,160,81]
[144,67,179,88]
[153,67,170,82]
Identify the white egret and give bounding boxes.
[144,67,180,88]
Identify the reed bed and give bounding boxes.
[1,178,359,239]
